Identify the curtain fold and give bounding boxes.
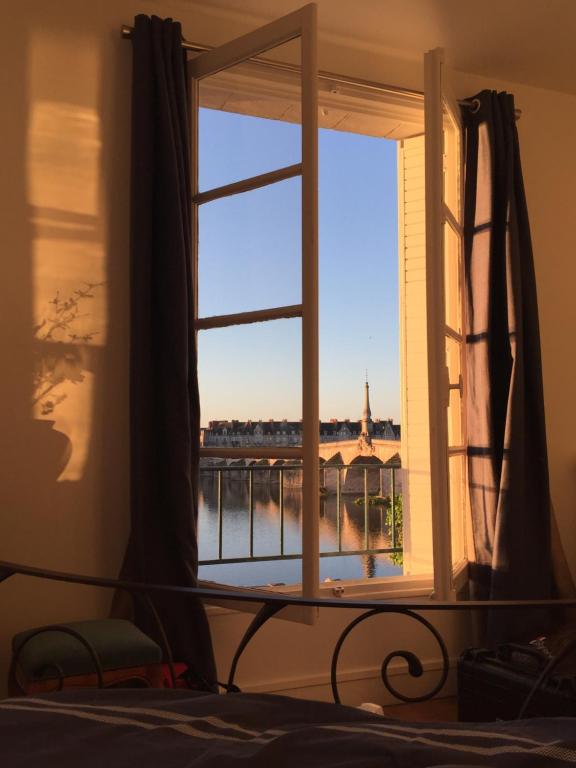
[463,90,554,643]
[121,14,217,689]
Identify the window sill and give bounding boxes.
[203,561,470,618]
[204,573,436,618]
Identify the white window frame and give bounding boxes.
[191,22,469,603]
[189,4,320,602]
[424,48,468,600]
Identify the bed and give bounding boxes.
[1,561,575,767]
[2,688,576,766]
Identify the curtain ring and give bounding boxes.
[470,98,481,114]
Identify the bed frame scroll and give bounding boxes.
[1,560,574,714]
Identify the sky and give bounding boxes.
[197,108,400,425]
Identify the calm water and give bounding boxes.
[198,472,402,586]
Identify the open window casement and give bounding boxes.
[190,5,320,616]
[397,52,468,595]
[424,48,468,599]
[191,21,467,610]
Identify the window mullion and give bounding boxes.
[443,205,462,234]
[445,325,463,342]
[196,304,303,331]
[300,3,319,602]
[193,163,302,205]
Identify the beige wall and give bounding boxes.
[0,0,574,698]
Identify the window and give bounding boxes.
[190,7,319,601]
[423,48,468,598]
[190,13,467,602]
[399,48,467,599]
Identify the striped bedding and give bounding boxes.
[0,689,575,766]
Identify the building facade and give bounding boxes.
[200,382,400,447]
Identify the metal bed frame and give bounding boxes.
[2,559,575,716]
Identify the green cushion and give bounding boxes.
[12,619,163,681]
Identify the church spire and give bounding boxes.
[361,376,373,436]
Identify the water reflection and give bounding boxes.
[198,472,402,586]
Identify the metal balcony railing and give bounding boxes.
[199,461,402,566]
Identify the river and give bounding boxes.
[198,473,403,586]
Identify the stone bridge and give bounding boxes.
[319,437,401,495]
[319,437,400,465]
[201,437,402,495]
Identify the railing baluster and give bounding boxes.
[249,469,254,559]
[364,467,369,550]
[217,469,223,560]
[391,467,396,549]
[198,462,402,568]
[279,470,285,556]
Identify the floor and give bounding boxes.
[381,696,458,722]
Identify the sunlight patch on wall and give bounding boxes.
[27,98,106,482]
[28,101,101,215]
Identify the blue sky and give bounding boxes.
[197,108,399,424]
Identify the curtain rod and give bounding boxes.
[120,24,521,119]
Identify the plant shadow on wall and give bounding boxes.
[31,281,104,481]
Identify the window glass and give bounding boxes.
[444,220,462,333]
[198,41,301,192]
[448,387,463,447]
[198,319,302,432]
[449,453,467,566]
[446,336,463,447]
[198,457,303,587]
[198,177,301,318]
[194,53,431,589]
[442,103,461,220]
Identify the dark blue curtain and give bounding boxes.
[121,14,216,689]
[463,91,553,643]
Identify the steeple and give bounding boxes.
[361,375,373,436]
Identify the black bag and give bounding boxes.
[457,643,576,721]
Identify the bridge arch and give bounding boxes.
[344,454,384,494]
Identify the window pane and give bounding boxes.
[318,463,403,580]
[446,336,463,447]
[444,220,462,334]
[198,41,301,192]
[198,177,301,317]
[446,335,461,382]
[198,458,302,587]
[449,453,467,566]
[442,102,461,220]
[319,131,400,427]
[448,386,463,447]
[198,318,302,440]
[197,460,405,587]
